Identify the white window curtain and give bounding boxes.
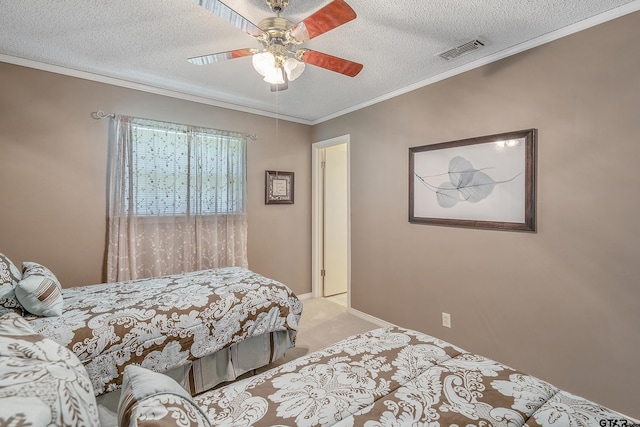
[107,115,248,282]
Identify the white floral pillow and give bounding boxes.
[0,312,100,426]
[0,253,24,315]
[15,261,63,316]
[118,365,212,427]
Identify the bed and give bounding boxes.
[118,326,635,427]
[19,265,303,398]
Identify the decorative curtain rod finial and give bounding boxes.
[91,110,115,120]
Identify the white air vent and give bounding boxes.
[437,39,485,61]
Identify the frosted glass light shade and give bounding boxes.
[283,57,305,81]
[252,52,276,77]
[263,67,285,84]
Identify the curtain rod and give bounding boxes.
[90,110,258,141]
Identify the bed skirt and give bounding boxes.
[96,329,293,410]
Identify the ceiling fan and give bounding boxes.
[188,0,363,91]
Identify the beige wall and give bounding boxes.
[1,9,638,419]
[0,63,312,295]
[313,11,640,418]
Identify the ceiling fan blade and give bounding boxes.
[193,0,264,37]
[188,48,256,65]
[301,50,363,77]
[290,0,356,42]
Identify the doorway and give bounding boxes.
[312,135,350,305]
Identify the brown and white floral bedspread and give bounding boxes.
[25,267,302,395]
[195,327,632,427]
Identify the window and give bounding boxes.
[121,119,246,216]
[107,115,249,281]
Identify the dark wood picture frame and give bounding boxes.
[265,170,294,204]
[409,129,537,231]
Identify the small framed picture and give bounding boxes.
[265,170,294,204]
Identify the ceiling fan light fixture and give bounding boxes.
[290,22,309,42]
[190,0,363,91]
[263,66,286,84]
[252,51,276,76]
[283,57,305,81]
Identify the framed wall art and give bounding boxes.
[409,129,537,231]
[265,170,294,204]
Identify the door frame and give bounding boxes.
[311,135,351,305]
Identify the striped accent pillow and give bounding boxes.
[15,262,63,317]
[118,365,212,427]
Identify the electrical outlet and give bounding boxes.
[442,312,451,328]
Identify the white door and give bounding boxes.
[322,144,348,297]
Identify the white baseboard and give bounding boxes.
[300,294,393,327]
[347,307,396,328]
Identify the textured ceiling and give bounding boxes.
[1,0,638,124]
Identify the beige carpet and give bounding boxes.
[297,297,383,351]
[258,297,383,371]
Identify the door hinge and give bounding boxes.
[321,161,326,169]
[321,269,326,277]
